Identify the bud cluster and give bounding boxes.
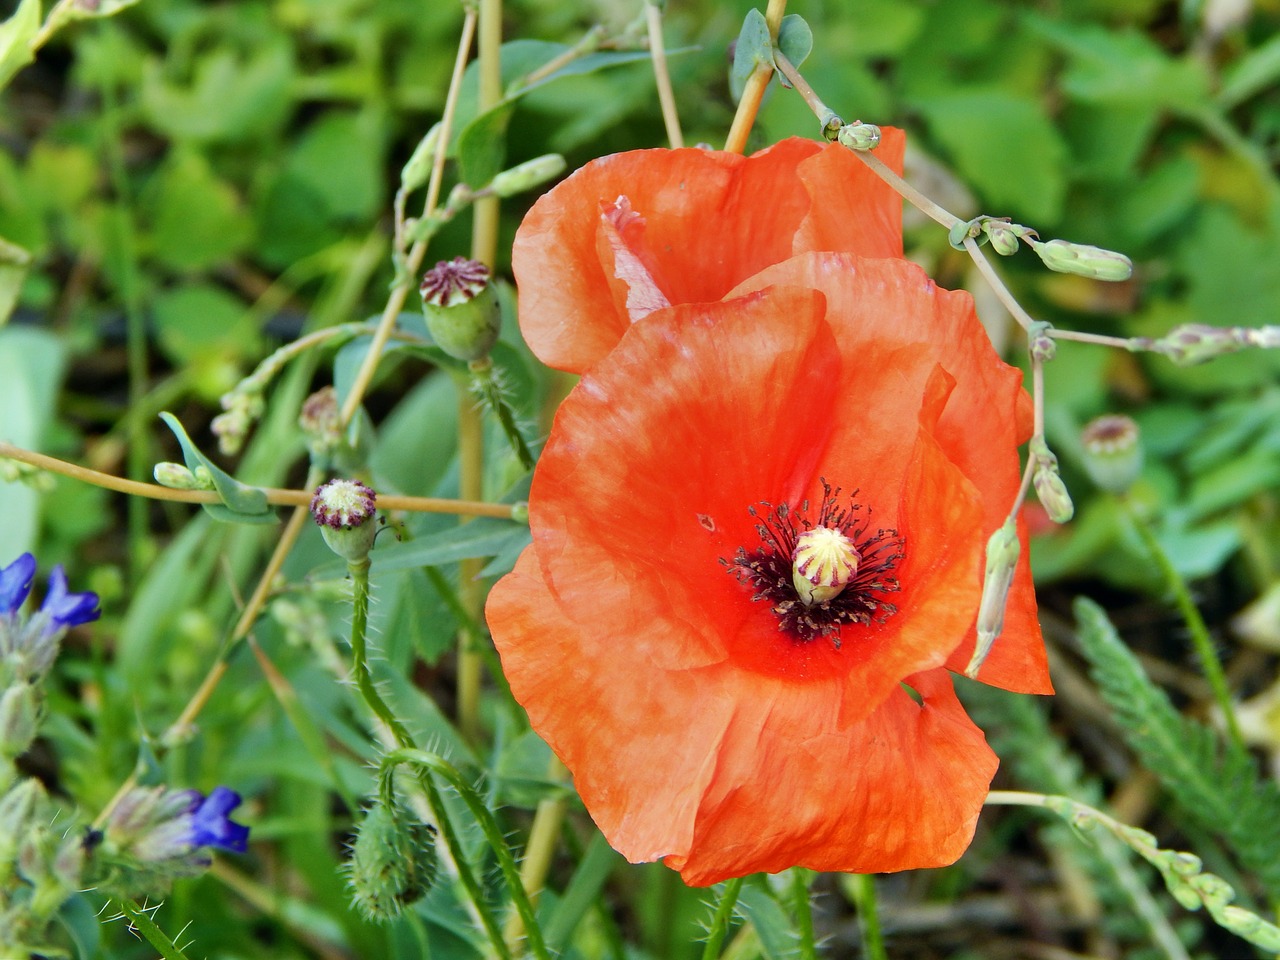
[211,386,265,456]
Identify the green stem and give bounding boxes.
[849,874,887,960]
[701,876,745,960]
[382,749,552,960]
[1121,497,1246,752]
[790,869,817,960]
[116,898,191,960]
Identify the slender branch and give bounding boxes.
[963,236,1035,333]
[0,442,516,519]
[1049,328,1137,349]
[338,6,478,428]
[723,0,788,154]
[646,2,684,147]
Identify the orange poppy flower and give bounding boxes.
[487,250,1050,885]
[511,133,906,374]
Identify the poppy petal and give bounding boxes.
[514,134,907,373]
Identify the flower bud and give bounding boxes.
[1027,237,1133,282]
[1081,414,1142,495]
[836,121,882,152]
[965,518,1020,679]
[347,801,438,922]
[0,684,39,761]
[1153,323,1252,366]
[420,257,501,362]
[791,526,859,606]
[489,154,567,198]
[0,778,45,876]
[400,122,443,194]
[1220,906,1280,950]
[1030,438,1073,524]
[1189,871,1233,906]
[983,219,1021,256]
[1028,323,1057,363]
[311,479,378,563]
[153,462,214,490]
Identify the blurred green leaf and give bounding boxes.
[737,882,800,960]
[776,15,812,72]
[457,102,514,190]
[0,234,30,325]
[284,108,389,221]
[1219,32,1280,110]
[0,325,64,553]
[143,149,254,271]
[0,0,39,90]
[356,518,527,575]
[914,89,1067,223]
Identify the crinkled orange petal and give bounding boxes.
[728,253,1052,694]
[668,669,998,885]
[487,546,998,884]
[513,133,906,373]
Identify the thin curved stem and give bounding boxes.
[646,2,683,148]
[339,6,477,428]
[0,442,516,518]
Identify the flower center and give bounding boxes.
[724,481,903,647]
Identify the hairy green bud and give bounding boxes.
[347,801,438,922]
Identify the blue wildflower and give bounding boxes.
[40,565,100,632]
[188,786,250,853]
[0,553,36,615]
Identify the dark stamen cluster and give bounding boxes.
[723,480,904,646]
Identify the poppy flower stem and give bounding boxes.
[701,876,745,960]
[848,874,888,960]
[789,869,818,960]
[646,1,684,148]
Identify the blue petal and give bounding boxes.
[0,553,36,615]
[189,786,250,853]
[40,565,100,630]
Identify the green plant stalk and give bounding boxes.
[503,757,568,949]
[382,749,552,960]
[116,898,191,960]
[849,874,887,960]
[1121,497,1246,752]
[790,869,817,960]
[98,74,150,584]
[347,557,413,748]
[701,876,745,960]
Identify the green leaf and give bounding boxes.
[736,882,800,960]
[730,8,773,103]
[55,894,104,959]
[1219,32,1280,109]
[0,325,65,553]
[0,0,40,90]
[1073,597,1280,899]
[158,411,274,522]
[913,89,1067,223]
[544,834,622,953]
[0,234,30,326]
[359,518,527,574]
[142,149,254,271]
[457,102,514,190]
[776,15,812,71]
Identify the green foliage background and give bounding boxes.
[2,0,1280,957]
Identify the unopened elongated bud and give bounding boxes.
[0,684,40,761]
[1152,323,1259,366]
[965,518,1020,679]
[489,154,566,198]
[420,257,501,361]
[1081,414,1142,494]
[1030,437,1073,524]
[400,123,443,194]
[1028,237,1133,282]
[836,121,881,151]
